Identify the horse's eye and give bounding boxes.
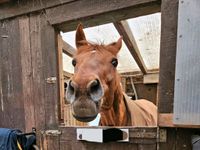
[111,58,118,67]
[72,59,76,67]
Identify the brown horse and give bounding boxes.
[66,24,157,126]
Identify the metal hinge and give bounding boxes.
[159,129,167,142]
[46,77,57,84]
[41,130,61,136]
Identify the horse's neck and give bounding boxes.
[100,82,128,126]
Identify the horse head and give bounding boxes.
[66,24,123,122]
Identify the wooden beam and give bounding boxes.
[159,113,174,127]
[143,73,159,84]
[120,69,159,77]
[62,40,75,57]
[159,113,200,128]
[63,71,73,78]
[158,0,178,113]
[114,21,148,74]
[0,0,75,20]
[46,0,161,32]
[57,34,65,120]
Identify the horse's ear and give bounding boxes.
[108,36,123,55]
[115,36,123,51]
[75,23,87,48]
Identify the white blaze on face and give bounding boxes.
[91,50,96,53]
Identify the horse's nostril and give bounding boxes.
[66,80,77,103]
[88,79,103,102]
[69,80,75,92]
[90,79,100,92]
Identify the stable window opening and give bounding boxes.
[57,12,161,127]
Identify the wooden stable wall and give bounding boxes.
[1,0,200,150]
[158,0,200,149]
[0,1,161,150]
[41,127,157,150]
[0,13,59,132]
[121,76,157,104]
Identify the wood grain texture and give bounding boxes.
[159,113,200,128]
[143,73,159,84]
[124,78,157,104]
[57,34,64,121]
[159,127,199,150]
[0,12,59,135]
[29,14,46,131]
[158,0,178,113]
[46,0,160,32]
[0,0,75,20]
[135,83,157,104]
[40,13,59,129]
[159,113,174,127]
[19,16,36,132]
[0,18,25,131]
[47,135,60,150]
[56,127,157,150]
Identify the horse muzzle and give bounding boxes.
[71,99,100,122]
[65,77,104,122]
[72,114,98,122]
[66,78,104,103]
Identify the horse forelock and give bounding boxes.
[76,40,119,57]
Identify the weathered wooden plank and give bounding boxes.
[58,127,157,150]
[0,18,25,130]
[0,20,4,125]
[159,113,200,128]
[137,144,157,150]
[47,135,60,150]
[63,71,73,78]
[121,74,144,84]
[159,113,174,127]
[114,21,147,74]
[40,13,59,129]
[175,129,195,150]
[60,139,139,150]
[60,141,73,150]
[39,133,48,150]
[158,0,178,113]
[134,83,157,104]
[143,73,159,84]
[46,0,161,32]
[159,128,176,150]
[159,128,197,150]
[29,14,46,132]
[0,0,75,20]
[62,39,76,57]
[57,34,64,120]
[19,16,36,132]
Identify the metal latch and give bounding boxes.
[41,130,61,136]
[159,129,167,142]
[46,77,57,84]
